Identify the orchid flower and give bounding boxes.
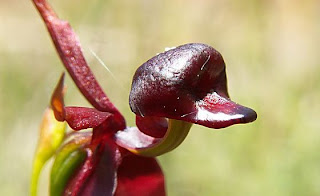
[30,0,257,195]
[122,43,257,156]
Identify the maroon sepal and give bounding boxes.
[64,107,112,131]
[32,0,125,130]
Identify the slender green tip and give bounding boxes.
[30,108,66,196]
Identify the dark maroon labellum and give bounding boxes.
[129,43,257,129]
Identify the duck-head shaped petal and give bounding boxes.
[130,43,257,129]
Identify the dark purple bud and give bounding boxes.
[129,43,257,129]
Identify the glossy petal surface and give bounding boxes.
[129,43,257,128]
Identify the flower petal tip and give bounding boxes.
[51,73,66,121]
[238,106,257,124]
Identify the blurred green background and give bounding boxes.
[1,0,320,195]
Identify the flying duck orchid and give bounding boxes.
[30,0,256,195]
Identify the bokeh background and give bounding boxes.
[1,0,320,195]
